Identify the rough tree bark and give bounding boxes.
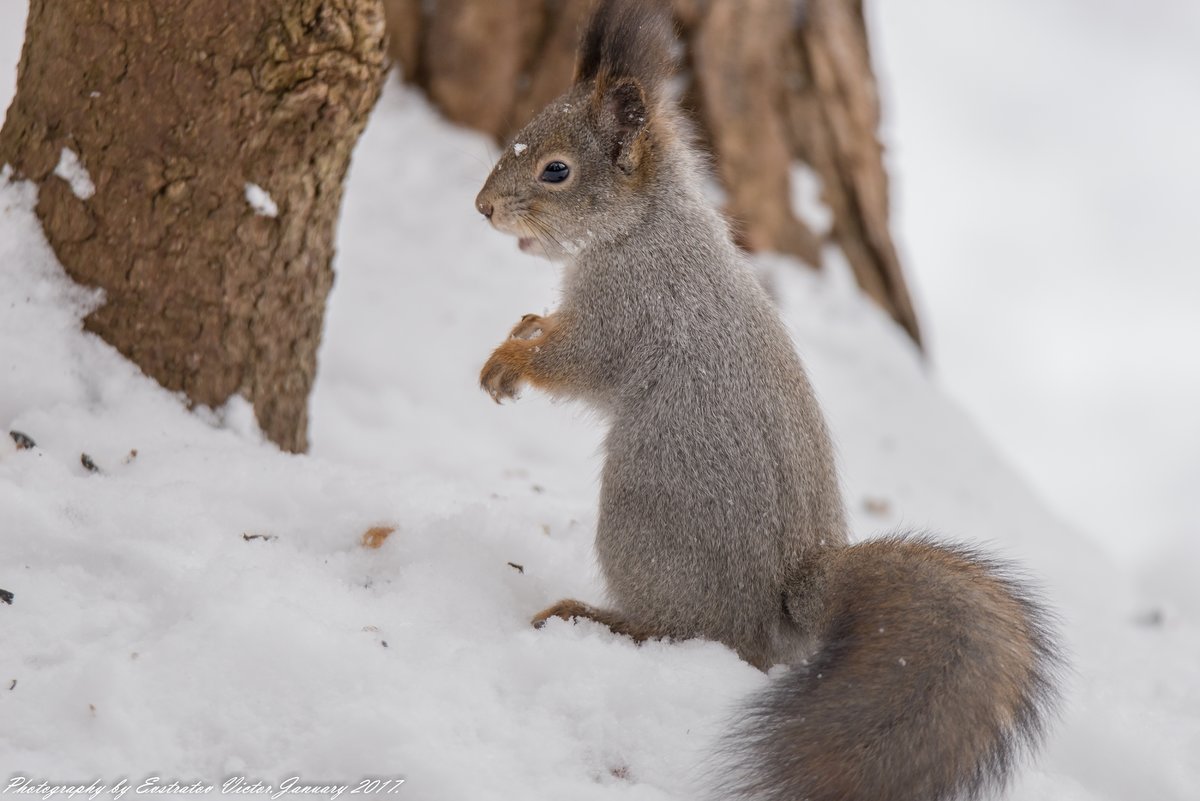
[381,0,922,347]
[0,0,388,452]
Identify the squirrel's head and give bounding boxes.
[474,0,676,261]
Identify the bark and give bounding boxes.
[382,0,422,80]
[786,0,921,347]
[387,0,922,348]
[422,0,543,139]
[693,0,823,265]
[0,0,388,452]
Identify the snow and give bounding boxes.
[788,163,832,237]
[2,79,1197,799]
[244,183,278,218]
[512,143,527,156]
[53,147,95,200]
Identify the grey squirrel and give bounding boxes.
[474,2,1061,800]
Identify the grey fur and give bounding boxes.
[479,75,846,668]
[473,1,1062,798]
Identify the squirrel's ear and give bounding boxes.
[594,78,649,175]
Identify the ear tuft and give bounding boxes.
[574,0,675,98]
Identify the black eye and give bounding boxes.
[539,161,570,183]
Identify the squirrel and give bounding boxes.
[473,2,1062,800]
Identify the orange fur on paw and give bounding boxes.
[361,525,396,549]
[531,598,594,628]
[481,313,563,402]
[531,599,667,644]
[480,340,532,402]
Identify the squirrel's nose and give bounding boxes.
[477,199,494,219]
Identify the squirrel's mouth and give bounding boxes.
[518,237,552,259]
[505,224,557,261]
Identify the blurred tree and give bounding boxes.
[383,0,922,347]
[0,0,388,452]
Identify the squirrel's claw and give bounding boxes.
[480,347,525,403]
[509,313,546,340]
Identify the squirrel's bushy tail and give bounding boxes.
[724,535,1062,801]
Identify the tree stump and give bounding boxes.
[0,0,389,452]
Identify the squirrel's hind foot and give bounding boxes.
[531,599,669,645]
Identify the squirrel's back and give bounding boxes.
[561,48,847,670]
[577,200,847,666]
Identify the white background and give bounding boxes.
[871,0,1200,562]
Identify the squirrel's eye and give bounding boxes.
[539,161,570,183]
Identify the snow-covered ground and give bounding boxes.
[2,4,1199,800]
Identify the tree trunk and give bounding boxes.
[0,0,388,452]
[384,0,923,348]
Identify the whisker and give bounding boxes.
[524,221,556,256]
[452,144,495,174]
[533,214,585,256]
[524,211,563,244]
[536,216,575,247]
[524,214,568,254]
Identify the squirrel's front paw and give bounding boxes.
[509,313,546,340]
[480,343,528,403]
[531,599,595,628]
